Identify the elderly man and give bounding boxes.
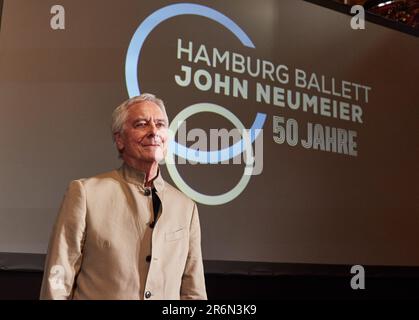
[40,93,207,300]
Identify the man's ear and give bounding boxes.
[114,132,124,152]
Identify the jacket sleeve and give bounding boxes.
[180,202,207,300]
[39,180,87,300]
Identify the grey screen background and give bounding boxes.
[0,0,418,266]
[0,1,3,32]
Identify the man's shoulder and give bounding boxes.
[72,169,122,189]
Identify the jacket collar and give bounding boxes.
[118,162,165,194]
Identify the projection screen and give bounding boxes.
[0,0,418,267]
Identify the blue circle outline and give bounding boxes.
[125,3,266,163]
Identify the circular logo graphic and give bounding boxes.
[166,102,254,205]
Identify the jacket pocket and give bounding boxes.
[96,235,112,249]
[165,228,186,241]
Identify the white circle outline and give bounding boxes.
[165,103,254,206]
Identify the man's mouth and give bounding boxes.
[141,144,161,147]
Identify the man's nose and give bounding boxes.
[147,122,158,135]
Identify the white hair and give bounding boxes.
[111,93,168,141]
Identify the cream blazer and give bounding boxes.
[40,164,207,300]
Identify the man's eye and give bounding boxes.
[156,122,166,128]
[135,122,147,128]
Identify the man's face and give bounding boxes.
[115,101,168,165]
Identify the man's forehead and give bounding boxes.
[127,101,165,118]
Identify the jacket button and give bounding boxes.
[145,291,152,299]
[144,188,151,196]
[149,221,155,228]
[146,255,152,262]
